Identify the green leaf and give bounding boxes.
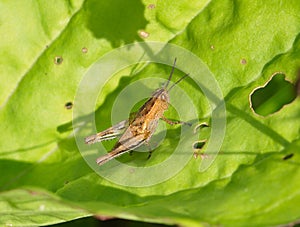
[1,0,300,227]
[0,189,90,227]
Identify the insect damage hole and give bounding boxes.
[193,122,209,134]
[54,56,63,65]
[250,72,297,116]
[193,140,206,149]
[64,102,73,110]
[193,140,207,159]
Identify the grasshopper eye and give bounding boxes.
[160,94,167,101]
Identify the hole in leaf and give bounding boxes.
[250,73,297,116]
[65,102,73,110]
[193,122,209,134]
[282,153,294,160]
[193,140,206,159]
[54,56,63,65]
[193,140,206,149]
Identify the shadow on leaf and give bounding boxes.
[84,0,148,47]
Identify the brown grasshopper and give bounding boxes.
[85,59,190,165]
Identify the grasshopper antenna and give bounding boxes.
[167,73,189,92]
[164,58,177,89]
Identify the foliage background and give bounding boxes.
[1,0,300,226]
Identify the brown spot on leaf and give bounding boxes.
[82,47,88,53]
[240,58,247,65]
[138,30,149,38]
[147,4,155,9]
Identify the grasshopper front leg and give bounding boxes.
[85,120,128,144]
[161,116,192,126]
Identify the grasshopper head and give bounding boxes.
[152,88,170,103]
[151,58,188,107]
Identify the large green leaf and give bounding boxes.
[1,0,300,226]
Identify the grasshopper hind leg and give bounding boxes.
[147,151,153,160]
[161,116,192,126]
[85,120,128,144]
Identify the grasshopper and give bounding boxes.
[85,59,190,165]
